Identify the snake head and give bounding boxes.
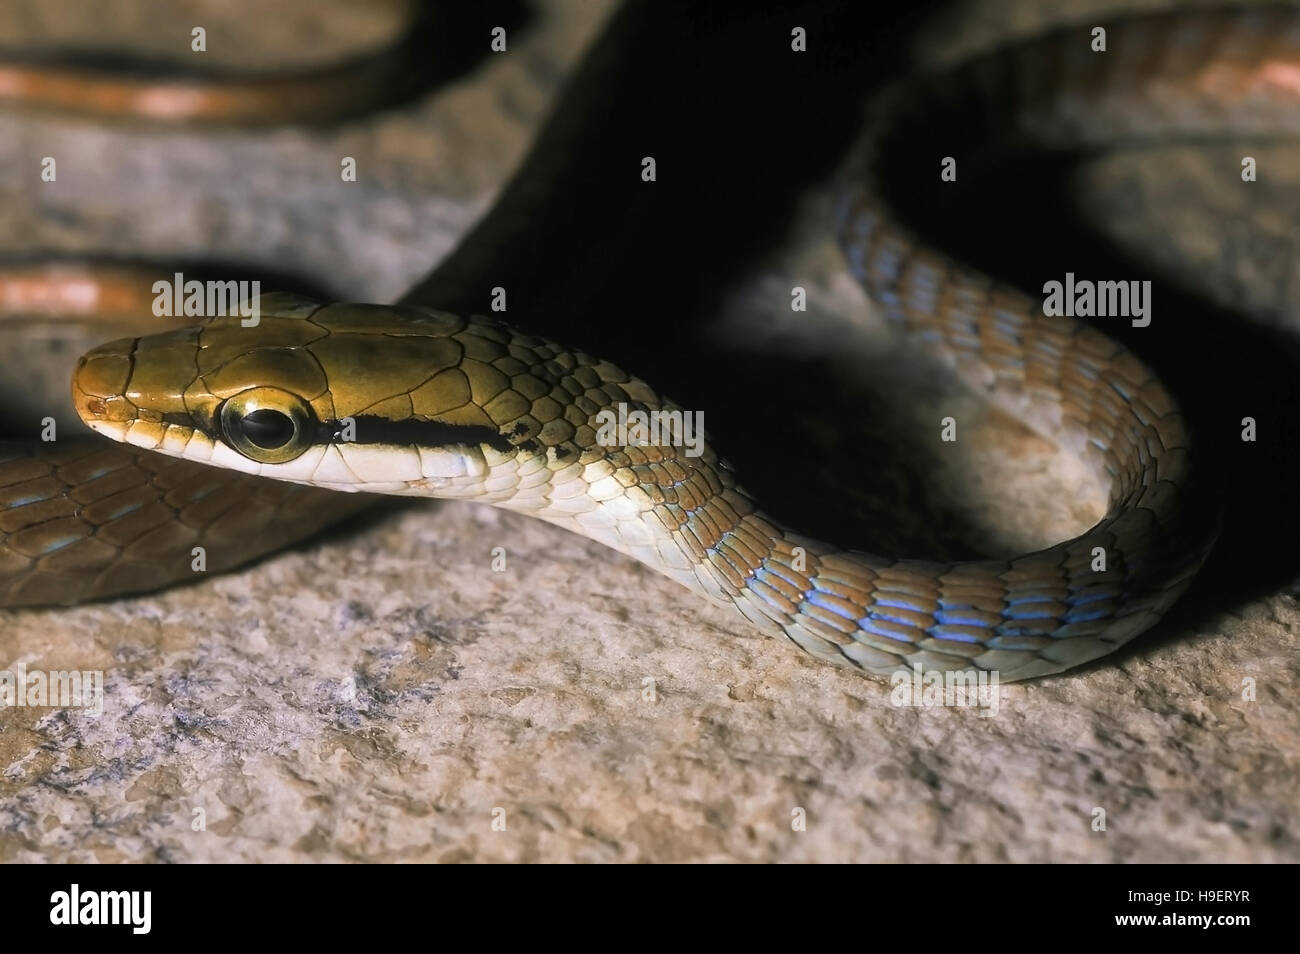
[70,295,604,497]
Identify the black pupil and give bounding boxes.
[240,409,296,449]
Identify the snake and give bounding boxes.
[2,4,1297,681]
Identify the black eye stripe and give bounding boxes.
[199,403,537,455]
[311,416,522,453]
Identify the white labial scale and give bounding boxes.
[416,445,485,480]
[266,445,329,483]
[352,479,418,494]
[124,420,165,450]
[86,421,125,443]
[209,438,263,476]
[159,426,192,454]
[337,444,424,483]
[183,429,215,462]
[310,445,364,485]
[305,480,358,495]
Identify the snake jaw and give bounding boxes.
[80,416,128,442]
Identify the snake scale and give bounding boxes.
[3,4,1298,680]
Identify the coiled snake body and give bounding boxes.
[5,6,1299,680]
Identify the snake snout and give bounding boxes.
[72,335,139,426]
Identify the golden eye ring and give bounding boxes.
[218,387,315,464]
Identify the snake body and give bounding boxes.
[6,6,1300,680]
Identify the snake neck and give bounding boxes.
[408,317,1191,683]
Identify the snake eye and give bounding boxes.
[240,409,295,449]
[219,387,314,463]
